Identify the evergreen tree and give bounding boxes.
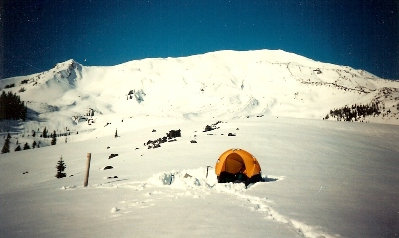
[0,91,27,120]
[32,141,37,149]
[23,142,30,150]
[55,156,67,178]
[51,130,57,145]
[15,145,21,151]
[1,133,11,154]
[42,127,48,138]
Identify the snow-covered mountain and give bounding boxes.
[1,50,398,238]
[1,49,399,138]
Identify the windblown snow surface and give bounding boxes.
[0,50,399,237]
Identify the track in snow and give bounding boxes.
[82,167,338,238]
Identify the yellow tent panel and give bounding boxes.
[215,149,261,180]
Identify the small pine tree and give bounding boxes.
[32,130,36,137]
[32,141,37,149]
[55,156,66,178]
[15,145,21,151]
[1,133,11,153]
[23,142,30,150]
[51,130,57,145]
[42,127,48,138]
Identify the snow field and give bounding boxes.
[1,116,398,237]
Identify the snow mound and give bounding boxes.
[147,167,282,192]
[148,167,218,189]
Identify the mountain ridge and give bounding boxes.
[1,49,398,140]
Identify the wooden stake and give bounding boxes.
[84,153,91,187]
[206,165,211,178]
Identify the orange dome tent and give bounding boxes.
[215,149,262,185]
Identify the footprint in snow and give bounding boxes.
[110,207,120,213]
[108,168,335,238]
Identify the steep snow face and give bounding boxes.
[1,49,399,137]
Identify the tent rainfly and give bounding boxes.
[215,148,262,186]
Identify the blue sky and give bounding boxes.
[1,0,398,79]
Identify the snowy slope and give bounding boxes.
[1,50,398,140]
[0,116,398,238]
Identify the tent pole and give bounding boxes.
[206,166,211,178]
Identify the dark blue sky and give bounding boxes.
[1,0,398,79]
